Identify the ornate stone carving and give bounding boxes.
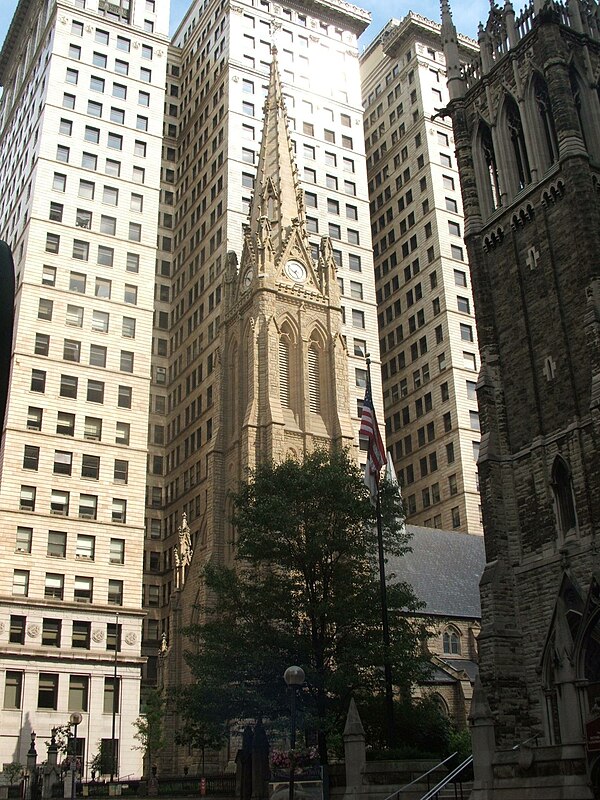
[92,628,105,643]
[27,624,40,638]
[174,512,193,589]
[124,631,137,645]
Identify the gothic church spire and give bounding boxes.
[246,46,307,263]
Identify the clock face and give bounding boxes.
[284,260,307,283]
[242,268,253,290]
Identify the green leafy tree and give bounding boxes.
[181,449,430,763]
[133,689,166,778]
[360,695,453,758]
[2,763,23,786]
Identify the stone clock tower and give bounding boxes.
[208,47,356,568]
[163,50,356,719]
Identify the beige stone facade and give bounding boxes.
[0,0,169,777]
[360,15,482,535]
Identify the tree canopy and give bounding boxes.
[180,449,430,762]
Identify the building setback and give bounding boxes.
[360,14,482,535]
[442,0,600,796]
[0,0,170,776]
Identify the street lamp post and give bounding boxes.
[283,666,305,800]
[69,712,83,800]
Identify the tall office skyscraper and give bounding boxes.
[0,0,170,774]
[360,14,482,534]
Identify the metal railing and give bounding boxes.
[419,756,473,800]
[381,753,458,800]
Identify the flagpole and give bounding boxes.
[366,355,395,747]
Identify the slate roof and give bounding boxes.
[386,525,486,619]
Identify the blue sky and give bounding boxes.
[1,1,489,55]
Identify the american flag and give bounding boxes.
[360,383,386,500]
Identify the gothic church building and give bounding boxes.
[442,0,600,796]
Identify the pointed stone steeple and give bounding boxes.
[440,0,465,100]
[246,46,306,265]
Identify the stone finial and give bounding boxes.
[343,697,365,737]
[440,0,465,99]
[469,675,493,723]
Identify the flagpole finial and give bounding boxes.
[366,351,371,366]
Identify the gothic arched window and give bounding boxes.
[570,66,588,149]
[504,94,531,191]
[443,627,461,655]
[478,121,501,214]
[532,73,558,170]
[551,455,577,537]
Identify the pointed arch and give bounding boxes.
[569,64,590,150]
[574,577,600,716]
[278,317,300,417]
[226,339,240,442]
[307,328,327,415]
[551,455,577,538]
[529,72,558,172]
[474,118,502,217]
[430,692,450,717]
[500,93,531,193]
[442,625,462,655]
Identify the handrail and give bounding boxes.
[381,752,458,800]
[419,755,473,800]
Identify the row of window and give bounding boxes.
[57,125,148,170]
[18,486,127,521]
[22,445,128,482]
[46,226,143,255]
[12,570,123,605]
[66,62,152,86]
[405,491,463,528]
[39,301,137,333]
[27,406,130,444]
[35,336,135,372]
[51,196,145,228]
[53,171,146,204]
[5,669,120,714]
[15,527,125,562]
[30,370,133,408]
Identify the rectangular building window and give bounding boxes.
[68,675,89,712]
[5,672,23,709]
[13,569,30,596]
[38,674,59,709]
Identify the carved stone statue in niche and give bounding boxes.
[174,512,193,589]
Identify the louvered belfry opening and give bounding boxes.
[308,343,321,413]
[279,338,290,408]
